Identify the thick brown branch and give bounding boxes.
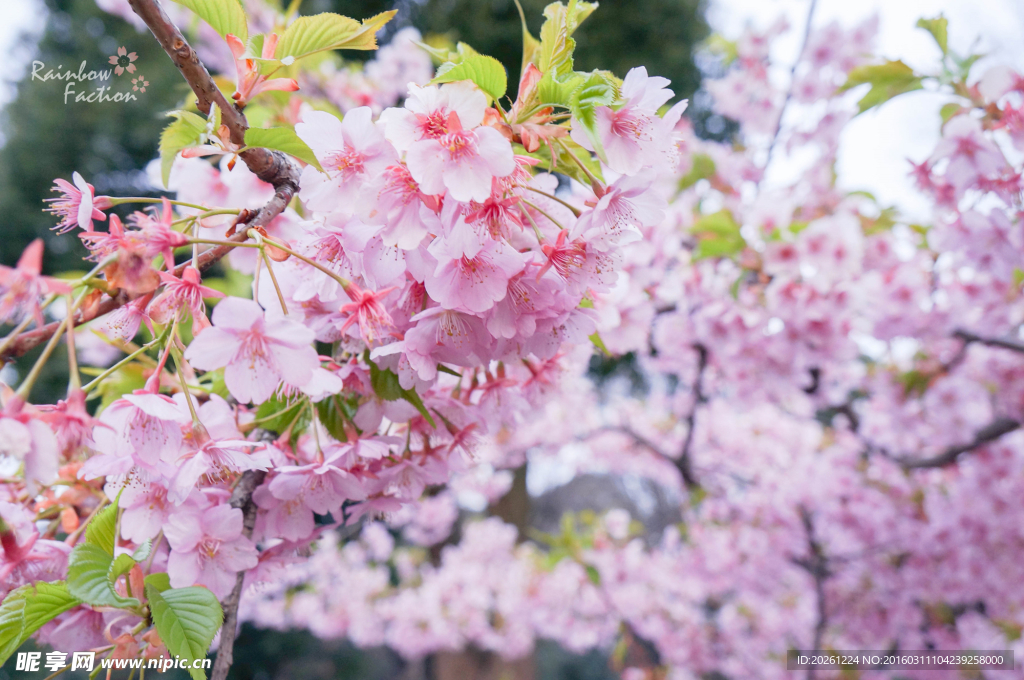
[3,0,300,363]
[791,507,829,680]
[211,468,267,680]
[676,344,707,489]
[896,417,1020,469]
[954,329,1024,355]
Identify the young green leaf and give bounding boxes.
[315,394,360,442]
[169,0,248,42]
[244,127,324,172]
[109,553,137,585]
[369,361,404,401]
[145,572,173,593]
[537,0,598,78]
[19,582,79,645]
[147,585,223,680]
[431,53,508,103]
[569,71,616,162]
[513,0,542,76]
[840,60,923,114]
[537,70,582,107]
[159,111,210,189]
[67,544,139,608]
[916,15,948,56]
[400,386,436,428]
[85,499,119,555]
[0,586,28,666]
[691,210,745,260]
[275,11,396,61]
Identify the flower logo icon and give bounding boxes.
[108,46,138,76]
[131,75,149,93]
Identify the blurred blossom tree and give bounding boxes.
[5,1,1024,680]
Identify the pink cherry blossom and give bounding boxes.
[165,502,259,597]
[44,172,110,233]
[0,239,72,326]
[184,297,320,404]
[405,111,516,203]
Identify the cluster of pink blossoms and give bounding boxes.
[235,14,1024,680]
[0,0,687,661]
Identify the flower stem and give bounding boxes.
[256,231,353,292]
[105,197,236,213]
[261,249,289,315]
[82,326,172,394]
[64,295,81,391]
[15,289,88,401]
[521,198,568,230]
[555,137,604,194]
[524,185,582,217]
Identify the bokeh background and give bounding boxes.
[0,0,1022,678]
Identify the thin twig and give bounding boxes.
[954,329,1024,355]
[760,0,819,185]
[210,468,267,680]
[894,417,1020,469]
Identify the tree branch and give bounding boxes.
[2,0,300,364]
[677,344,707,489]
[791,507,830,680]
[954,329,1024,355]
[895,417,1020,469]
[211,468,267,680]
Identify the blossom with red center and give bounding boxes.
[339,282,397,344]
[368,164,440,250]
[164,502,259,597]
[425,220,526,313]
[184,297,321,404]
[380,81,488,151]
[405,111,516,203]
[148,266,224,333]
[38,390,97,459]
[0,239,72,326]
[296,108,397,212]
[44,172,111,233]
[571,66,688,176]
[130,197,190,269]
[538,229,588,282]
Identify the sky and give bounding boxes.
[709,0,1024,218]
[0,0,1023,213]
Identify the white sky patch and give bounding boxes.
[707,0,1024,220]
[0,0,47,110]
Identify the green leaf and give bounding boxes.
[145,572,173,593]
[275,11,396,61]
[0,583,77,667]
[431,53,508,103]
[67,544,139,609]
[584,563,601,585]
[255,393,310,436]
[514,0,542,77]
[147,586,223,680]
[537,71,582,107]
[839,60,923,114]
[159,110,210,189]
[85,499,119,555]
[537,0,598,79]
[369,361,404,401]
[569,71,615,163]
[691,210,745,260]
[519,137,602,186]
[109,554,137,584]
[20,582,79,643]
[169,0,247,42]
[399,387,436,428]
[244,127,324,172]
[678,153,716,191]
[916,15,948,56]
[315,393,360,442]
[589,332,610,356]
[0,586,28,666]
